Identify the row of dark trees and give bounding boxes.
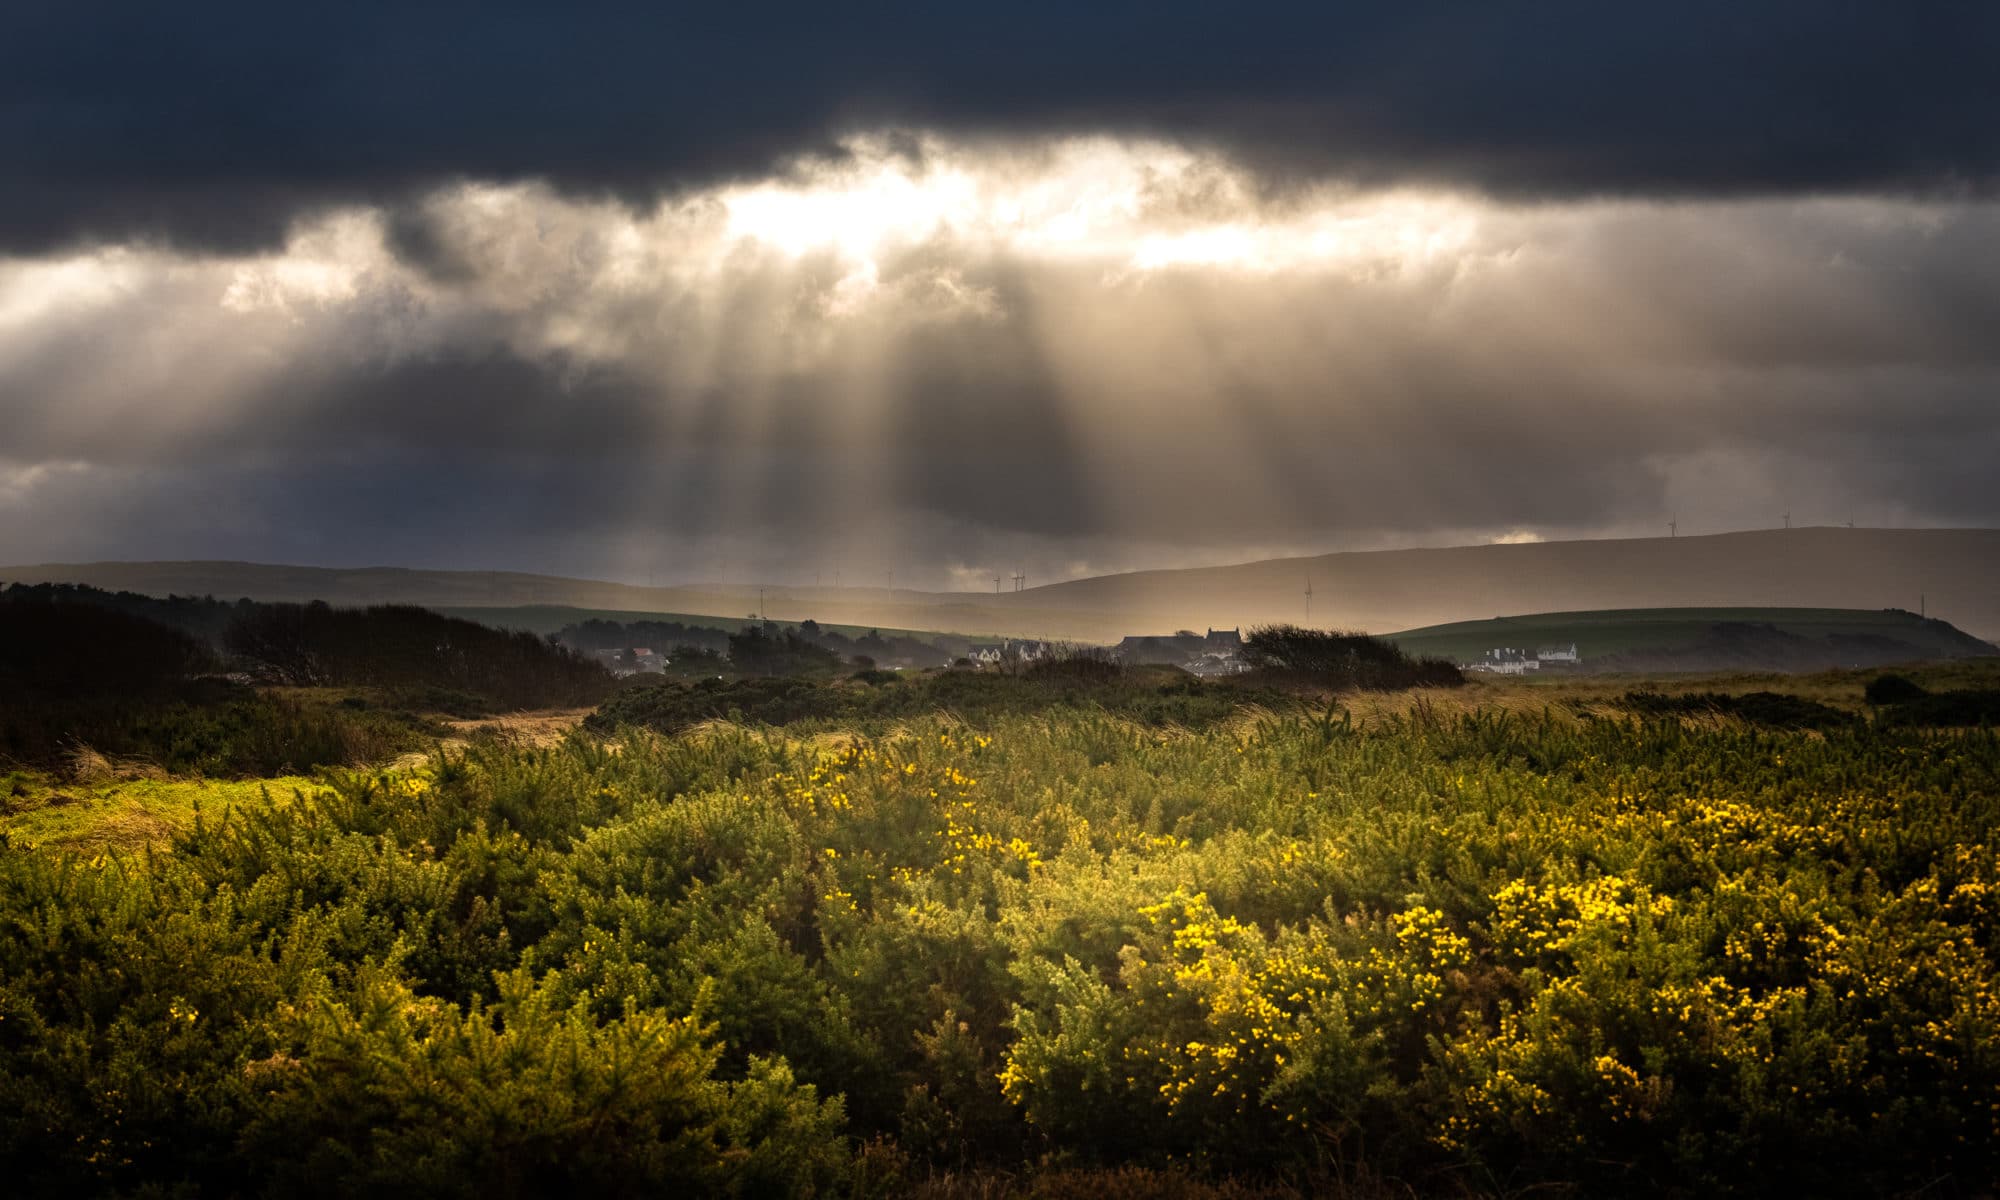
[0,584,612,710]
[225,602,611,708]
[0,595,450,774]
[555,616,954,671]
[557,618,732,656]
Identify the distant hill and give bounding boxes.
[430,605,963,649]
[1384,607,1996,674]
[973,527,2000,643]
[8,527,1998,644]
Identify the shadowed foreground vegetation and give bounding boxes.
[5,669,2000,1195]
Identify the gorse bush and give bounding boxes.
[4,699,2000,1193]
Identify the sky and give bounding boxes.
[4,2,1999,590]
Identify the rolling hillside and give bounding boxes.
[1384,607,1995,673]
[8,527,1998,644]
[430,605,956,644]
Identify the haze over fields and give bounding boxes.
[10,526,1998,644]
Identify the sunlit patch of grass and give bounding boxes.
[0,771,319,853]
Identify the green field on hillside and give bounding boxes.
[1384,605,1994,664]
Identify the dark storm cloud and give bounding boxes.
[7,2,2000,252]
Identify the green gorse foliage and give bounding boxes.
[3,700,1998,1194]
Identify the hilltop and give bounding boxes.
[7,527,1998,644]
[976,527,2000,643]
[1384,606,1995,674]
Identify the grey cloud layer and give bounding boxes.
[3,152,1998,583]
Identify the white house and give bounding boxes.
[965,639,1056,666]
[1465,646,1541,675]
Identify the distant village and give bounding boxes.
[1460,643,1582,674]
[581,625,1587,679]
[1111,628,1249,675]
[948,629,1252,675]
[577,624,1258,677]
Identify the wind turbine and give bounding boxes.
[1304,574,1314,626]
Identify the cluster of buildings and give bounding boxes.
[589,626,1584,681]
[1462,643,1581,675]
[955,629,1252,676]
[591,647,665,674]
[960,638,1058,666]
[1114,628,1248,676]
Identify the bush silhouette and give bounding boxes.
[1239,624,1462,691]
[1865,673,1929,705]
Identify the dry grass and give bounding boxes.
[445,707,594,743]
[387,706,596,769]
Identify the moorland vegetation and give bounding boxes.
[6,588,2000,1195]
[3,655,2000,1194]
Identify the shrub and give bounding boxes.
[1239,625,1462,691]
[242,969,846,1197]
[1621,690,1855,731]
[1864,673,1929,705]
[1877,688,2000,727]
